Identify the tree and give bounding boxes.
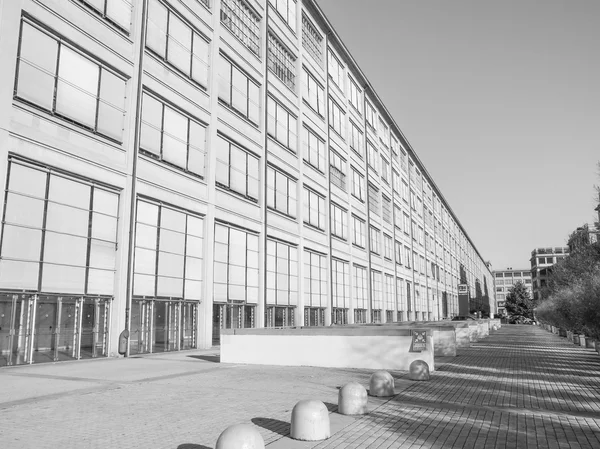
[505,281,534,319]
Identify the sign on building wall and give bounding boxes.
[458,283,470,315]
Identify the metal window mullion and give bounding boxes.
[94,67,102,132]
[37,171,51,292]
[84,187,95,295]
[52,43,62,114]
[154,205,162,297]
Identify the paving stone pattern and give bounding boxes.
[0,326,598,448]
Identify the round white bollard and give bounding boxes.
[492,324,499,331]
[369,371,395,397]
[409,360,430,381]
[290,399,330,441]
[338,382,368,415]
[215,423,265,449]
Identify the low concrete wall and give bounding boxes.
[220,327,435,371]
[351,323,457,356]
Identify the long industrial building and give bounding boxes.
[0,0,495,366]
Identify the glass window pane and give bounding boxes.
[3,193,44,228]
[186,215,203,238]
[230,148,247,194]
[42,263,86,294]
[186,235,203,258]
[92,213,117,242]
[160,207,186,232]
[0,225,42,261]
[97,69,126,141]
[167,15,192,74]
[247,156,259,199]
[8,163,47,198]
[17,24,58,110]
[49,175,91,209]
[146,0,168,57]
[184,279,202,300]
[159,229,185,255]
[43,232,88,266]
[87,268,115,295]
[137,201,159,225]
[231,67,247,116]
[157,275,183,297]
[46,203,89,236]
[192,33,209,86]
[218,56,231,103]
[185,256,202,280]
[0,260,39,290]
[140,94,163,156]
[56,47,99,129]
[134,247,157,275]
[106,0,132,31]
[136,223,157,250]
[133,273,155,296]
[158,251,184,278]
[188,121,206,176]
[93,188,119,217]
[248,81,260,124]
[162,107,188,169]
[89,239,116,270]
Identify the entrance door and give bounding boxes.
[80,298,110,359]
[181,301,197,350]
[152,300,180,353]
[31,296,58,364]
[0,294,21,367]
[54,297,81,362]
[130,298,152,355]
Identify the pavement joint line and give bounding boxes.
[0,384,122,411]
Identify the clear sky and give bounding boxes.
[316,0,600,271]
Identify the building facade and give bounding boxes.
[0,0,494,366]
[493,269,532,316]
[530,247,569,301]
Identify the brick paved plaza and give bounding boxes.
[1,325,599,449]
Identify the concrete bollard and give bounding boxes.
[338,382,368,415]
[409,360,430,381]
[369,370,395,397]
[215,424,265,449]
[290,399,330,441]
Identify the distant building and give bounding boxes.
[493,269,532,315]
[568,224,598,253]
[530,247,569,301]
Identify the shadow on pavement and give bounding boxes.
[251,417,290,436]
[177,444,212,449]
[187,355,220,363]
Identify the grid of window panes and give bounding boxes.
[215,135,260,201]
[396,277,405,317]
[330,150,346,190]
[370,226,380,254]
[352,216,366,248]
[303,188,326,230]
[267,97,298,151]
[268,33,296,90]
[349,77,362,113]
[368,184,380,216]
[146,0,210,86]
[301,68,325,116]
[383,234,393,260]
[385,274,395,315]
[79,0,133,31]
[332,259,349,309]
[303,127,326,172]
[351,169,364,201]
[382,195,392,224]
[269,0,296,30]
[302,14,322,64]
[353,265,368,311]
[371,270,383,312]
[328,50,344,89]
[0,160,118,295]
[218,55,261,124]
[220,0,260,56]
[304,250,327,307]
[328,98,345,137]
[15,21,126,142]
[140,93,206,177]
[330,203,347,240]
[266,166,297,217]
[133,200,203,299]
[213,223,259,304]
[349,122,364,156]
[266,239,298,306]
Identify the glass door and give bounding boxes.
[130,298,152,355]
[54,297,81,362]
[181,301,197,350]
[0,294,19,367]
[80,298,110,359]
[32,295,58,364]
